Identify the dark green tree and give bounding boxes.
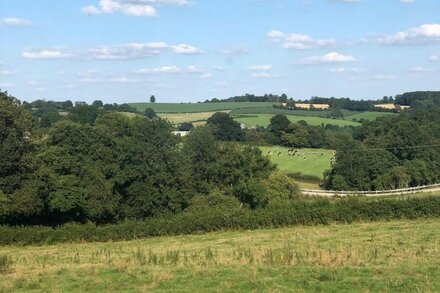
[206,112,244,141]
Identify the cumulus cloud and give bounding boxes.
[410,66,434,73]
[22,50,72,60]
[327,67,363,73]
[21,42,202,60]
[0,70,13,76]
[429,54,439,61]
[137,65,207,74]
[248,65,272,71]
[378,24,440,44]
[267,30,337,50]
[137,66,183,74]
[252,72,272,78]
[82,0,190,17]
[0,18,32,26]
[219,46,249,55]
[372,74,395,80]
[299,52,356,65]
[171,44,204,55]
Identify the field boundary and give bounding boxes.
[301,183,440,197]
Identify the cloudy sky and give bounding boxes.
[0,0,439,103]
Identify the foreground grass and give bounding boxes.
[1,219,439,292]
[235,114,360,127]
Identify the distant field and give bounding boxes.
[346,111,398,121]
[231,107,333,117]
[129,102,278,113]
[235,114,360,127]
[259,146,334,179]
[1,219,439,292]
[159,111,228,125]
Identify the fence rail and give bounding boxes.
[300,183,440,197]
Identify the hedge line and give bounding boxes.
[1,196,439,246]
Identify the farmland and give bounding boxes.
[1,219,439,292]
[235,114,360,127]
[129,102,277,113]
[346,111,397,121]
[259,146,333,179]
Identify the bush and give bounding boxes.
[233,181,268,209]
[261,172,302,203]
[1,196,439,246]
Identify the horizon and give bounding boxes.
[1,0,440,103]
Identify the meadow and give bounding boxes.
[236,114,360,127]
[129,102,277,113]
[346,111,397,121]
[1,219,439,292]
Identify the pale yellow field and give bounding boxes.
[159,111,229,125]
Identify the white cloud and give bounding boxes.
[400,0,415,3]
[410,66,434,73]
[171,44,204,55]
[378,24,440,44]
[333,0,361,3]
[82,0,190,17]
[252,72,272,78]
[429,54,439,61]
[372,74,395,80]
[108,77,139,83]
[219,46,249,55]
[200,73,212,79]
[82,5,102,15]
[267,30,337,50]
[327,67,363,73]
[22,42,202,60]
[22,50,71,59]
[186,65,206,73]
[137,66,183,74]
[249,65,272,71]
[0,83,14,88]
[299,52,356,65]
[0,70,13,76]
[0,18,32,26]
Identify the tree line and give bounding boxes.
[0,91,300,226]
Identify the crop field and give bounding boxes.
[230,107,334,117]
[346,111,398,121]
[129,102,278,113]
[235,114,360,127]
[259,146,334,179]
[1,219,439,292]
[158,111,228,125]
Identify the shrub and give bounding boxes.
[261,172,302,203]
[233,181,268,209]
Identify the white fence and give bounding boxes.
[300,183,440,197]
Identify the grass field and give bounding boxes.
[259,146,334,179]
[235,114,360,127]
[1,219,439,292]
[346,111,397,121]
[129,102,278,113]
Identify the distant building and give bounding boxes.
[75,101,87,107]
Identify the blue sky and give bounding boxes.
[0,0,439,103]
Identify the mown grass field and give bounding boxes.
[1,219,439,292]
[236,114,360,128]
[259,146,334,179]
[130,102,277,113]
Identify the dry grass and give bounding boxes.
[1,219,439,292]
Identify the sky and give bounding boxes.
[0,0,439,103]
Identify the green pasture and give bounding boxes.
[259,146,334,179]
[346,111,398,121]
[236,114,360,127]
[1,219,439,292]
[129,102,278,113]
